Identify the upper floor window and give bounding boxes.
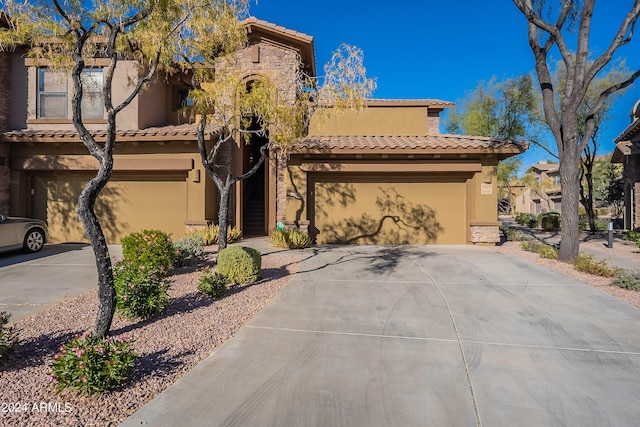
[37,68,67,118]
[81,69,104,119]
[37,67,104,119]
[552,175,561,188]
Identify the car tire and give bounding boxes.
[23,228,45,253]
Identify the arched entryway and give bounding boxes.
[241,117,269,237]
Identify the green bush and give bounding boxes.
[120,230,175,277]
[574,252,621,277]
[515,213,531,225]
[0,311,17,361]
[613,270,640,291]
[114,260,170,319]
[173,234,204,267]
[539,212,560,231]
[520,240,544,253]
[49,332,136,395]
[217,246,261,284]
[623,230,640,243]
[198,269,228,298]
[188,225,242,246]
[270,229,312,249]
[500,226,529,242]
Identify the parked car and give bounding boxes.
[0,215,48,253]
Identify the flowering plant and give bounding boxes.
[114,260,170,319]
[49,332,136,395]
[0,311,17,360]
[120,229,175,277]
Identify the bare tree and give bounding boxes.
[512,0,640,262]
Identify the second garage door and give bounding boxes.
[310,174,467,245]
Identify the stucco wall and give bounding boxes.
[0,50,11,214]
[309,106,431,136]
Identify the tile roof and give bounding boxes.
[242,17,314,43]
[364,99,455,108]
[291,134,528,153]
[0,124,219,142]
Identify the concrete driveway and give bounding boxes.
[122,244,640,427]
[0,244,122,322]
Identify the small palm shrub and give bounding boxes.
[270,229,312,249]
[613,270,640,291]
[198,269,228,298]
[0,311,17,361]
[173,234,204,267]
[574,252,621,277]
[121,230,175,277]
[114,260,170,319]
[217,246,261,284]
[49,332,136,395]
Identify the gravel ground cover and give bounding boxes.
[492,231,640,308]
[0,246,300,427]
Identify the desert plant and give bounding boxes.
[198,269,228,298]
[287,229,312,249]
[120,229,175,277]
[113,260,170,319]
[623,230,640,243]
[538,244,559,259]
[270,229,289,248]
[515,212,530,225]
[189,225,242,246]
[500,226,529,242]
[574,252,621,277]
[49,332,136,395]
[613,270,640,291]
[520,240,544,253]
[217,246,261,284]
[270,229,312,249]
[173,234,204,267]
[0,311,17,361]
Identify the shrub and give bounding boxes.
[198,269,228,298]
[500,226,529,242]
[270,230,289,248]
[574,252,621,277]
[173,234,204,267]
[520,240,544,253]
[217,246,261,284]
[0,311,17,361]
[539,212,560,231]
[287,229,312,249]
[49,332,136,395]
[120,230,175,277]
[114,260,170,319]
[613,270,640,291]
[515,212,530,225]
[270,229,312,249]
[538,244,558,259]
[623,230,640,243]
[188,225,242,246]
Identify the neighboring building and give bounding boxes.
[612,99,640,230]
[526,161,562,213]
[0,17,527,245]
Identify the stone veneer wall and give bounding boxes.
[0,50,10,215]
[470,222,501,244]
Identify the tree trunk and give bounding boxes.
[558,138,581,262]
[217,180,232,251]
[77,162,115,338]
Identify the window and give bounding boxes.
[552,175,560,188]
[37,68,104,119]
[37,68,67,118]
[81,69,104,119]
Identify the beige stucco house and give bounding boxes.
[612,100,640,230]
[0,17,527,245]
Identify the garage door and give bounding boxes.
[32,172,188,244]
[311,174,467,244]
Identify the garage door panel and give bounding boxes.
[38,173,187,244]
[313,175,466,245]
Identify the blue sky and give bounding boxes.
[250,0,640,171]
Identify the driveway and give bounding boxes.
[121,244,640,427]
[0,244,122,322]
